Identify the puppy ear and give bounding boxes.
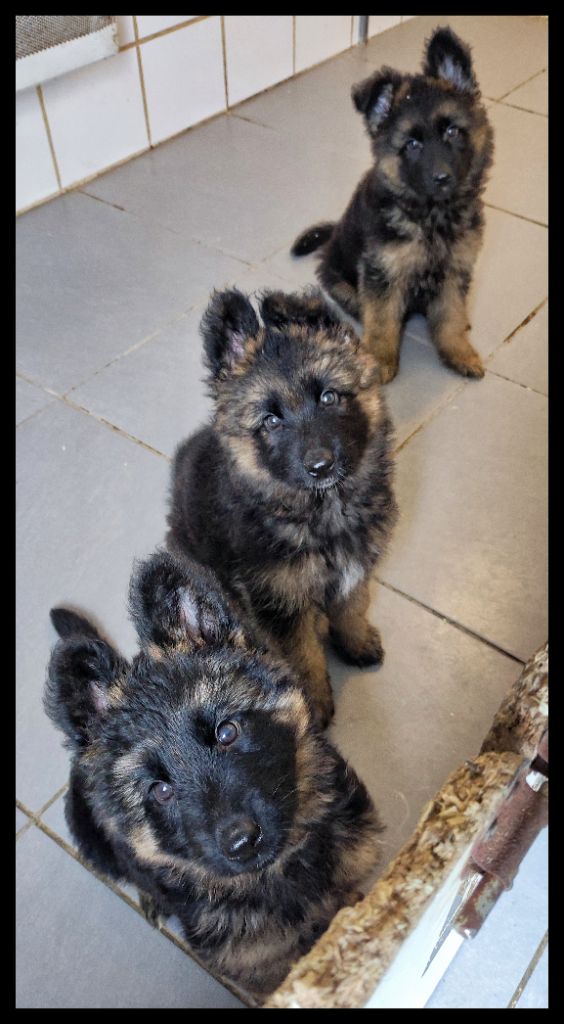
[423,27,478,95]
[44,611,128,750]
[200,289,260,381]
[130,550,247,652]
[260,288,341,332]
[352,68,403,134]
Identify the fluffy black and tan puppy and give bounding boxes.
[292,26,494,384]
[44,550,382,1000]
[167,288,397,728]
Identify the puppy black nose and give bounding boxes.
[304,448,335,477]
[433,171,451,185]
[220,818,262,862]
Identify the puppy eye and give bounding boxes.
[445,124,460,140]
[216,720,240,746]
[151,781,174,804]
[405,138,422,152]
[264,413,282,431]
[320,389,339,407]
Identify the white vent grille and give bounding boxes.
[16,16,118,92]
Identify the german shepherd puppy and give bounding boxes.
[44,550,382,1000]
[291,27,494,384]
[167,288,397,729]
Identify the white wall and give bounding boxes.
[16,15,416,214]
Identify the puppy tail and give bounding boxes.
[50,607,103,641]
[291,222,335,258]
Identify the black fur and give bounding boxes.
[44,550,383,999]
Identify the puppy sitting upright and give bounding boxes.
[167,288,397,728]
[44,551,382,999]
[292,27,494,383]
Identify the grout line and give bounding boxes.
[375,579,526,666]
[393,379,468,455]
[507,930,548,1008]
[487,368,548,395]
[496,99,547,118]
[120,15,210,51]
[30,815,254,1006]
[220,15,230,109]
[496,67,547,103]
[38,783,69,817]
[485,368,547,397]
[499,297,548,345]
[59,394,171,460]
[78,189,126,212]
[16,803,34,840]
[36,84,62,190]
[133,16,152,147]
[483,202,547,229]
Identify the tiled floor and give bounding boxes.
[16,15,547,1009]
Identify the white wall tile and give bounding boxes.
[42,50,148,188]
[116,15,135,46]
[295,15,352,72]
[16,87,59,212]
[136,16,198,38]
[369,16,402,37]
[401,17,416,22]
[224,15,293,107]
[141,16,225,144]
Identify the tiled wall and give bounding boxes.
[15,15,416,214]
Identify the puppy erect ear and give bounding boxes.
[130,550,248,653]
[352,68,404,134]
[44,610,128,750]
[423,27,479,96]
[260,288,341,332]
[200,289,260,381]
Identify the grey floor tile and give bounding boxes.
[515,943,548,1009]
[16,400,170,811]
[487,302,547,395]
[16,377,54,426]
[485,102,548,225]
[84,113,364,264]
[359,16,547,102]
[16,191,245,394]
[426,829,548,1008]
[68,265,298,458]
[328,583,522,869]
[16,826,244,1008]
[379,374,547,662]
[502,70,548,116]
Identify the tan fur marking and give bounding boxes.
[224,434,272,483]
[277,607,333,728]
[360,292,404,385]
[427,259,484,378]
[328,578,381,663]
[147,642,164,661]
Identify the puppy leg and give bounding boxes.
[360,289,404,385]
[278,608,334,729]
[329,578,383,668]
[427,277,484,378]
